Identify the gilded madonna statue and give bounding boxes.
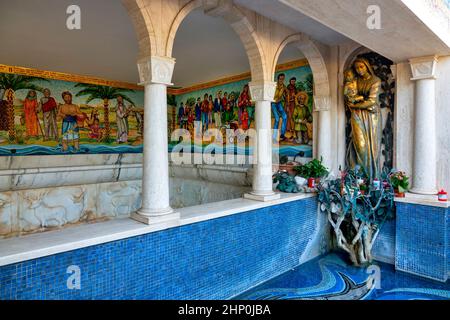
[344,58,382,180]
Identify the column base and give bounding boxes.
[409,187,438,196]
[244,192,281,202]
[131,208,180,225]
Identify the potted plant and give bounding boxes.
[389,170,409,198]
[273,171,299,193]
[278,155,300,176]
[359,183,368,195]
[294,158,329,188]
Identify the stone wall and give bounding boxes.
[395,56,450,192]
[0,153,252,239]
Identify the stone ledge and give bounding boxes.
[395,193,450,208]
[0,162,253,191]
[0,193,316,267]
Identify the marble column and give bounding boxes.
[244,81,281,201]
[315,95,332,171]
[131,56,180,224]
[409,56,438,195]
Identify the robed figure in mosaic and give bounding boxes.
[345,58,382,180]
[39,88,59,141]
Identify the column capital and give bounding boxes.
[314,95,331,111]
[249,81,276,102]
[137,56,176,86]
[409,55,438,81]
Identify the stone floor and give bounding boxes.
[234,253,450,300]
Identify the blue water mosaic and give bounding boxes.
[0,143,311,157]
[0,197,321,300]
[235,253,450,300]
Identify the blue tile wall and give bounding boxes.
[447,208,450,279]
[395,202,449,282]
[372,219,396,264]
[0,197,323,300]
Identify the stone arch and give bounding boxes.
[165,0,268,82]
[272,33,330,100]
[165,0,203,58]
[341,45,371,75]
[272,33,333,169]
[122,0,158,59]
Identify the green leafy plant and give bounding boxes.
[389,170,409,193]
[273,171,299,193]
[294,158,329,179]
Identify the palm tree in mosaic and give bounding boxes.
[75,84,135,142]
[0,74,46,141]
[296,74,314,113]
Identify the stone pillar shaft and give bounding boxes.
[315,95,332,170]
[252,100,274,195]
[409,56,438,195]
[132,56,180,224]
[244,81,280,202]
[139,83,172,215]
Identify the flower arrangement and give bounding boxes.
[389,170,409,196]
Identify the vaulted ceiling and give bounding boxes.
[0,0,307,88]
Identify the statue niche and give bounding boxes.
[344,57,383,181]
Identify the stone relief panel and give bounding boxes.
[0,192,16,236]
[170,177,251,208]
[0,169,253,238]
[97,181,141,219]
[18,186,92,233]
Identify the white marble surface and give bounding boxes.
[0,192,316,267]
[138,82,173,217]
[395,56,450,195]
[395,192,450,208]
[409,56,438,195]
[0,169,253,238]
[249,99,278,198]
[0,154,253,192]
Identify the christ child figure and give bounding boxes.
[344,69,364,104]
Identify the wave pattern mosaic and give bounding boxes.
[235,254,450,300]
[0,60,313,157]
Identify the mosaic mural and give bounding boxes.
[169,60,314,158]
[0,66,144,155]
[0,60,313,157]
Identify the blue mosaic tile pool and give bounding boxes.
[0,197,327,300]
[234,253,450,300]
